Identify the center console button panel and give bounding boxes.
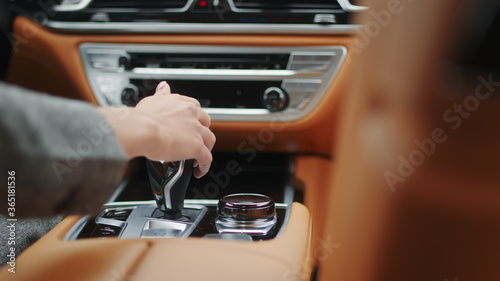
[65,200,288,241]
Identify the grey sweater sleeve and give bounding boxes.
[0,82,128,217]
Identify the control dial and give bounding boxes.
[121,85,141,106]
[216,193,277,236]
[118,55,132,70]
[262,87,289,112]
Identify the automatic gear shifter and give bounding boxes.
[146,159,194,219]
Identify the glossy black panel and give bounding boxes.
[115,152,293,204]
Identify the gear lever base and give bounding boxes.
[150,207,203,223]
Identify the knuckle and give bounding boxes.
[186,103,198,114]
[205,112,212,126]
[211,134,217,146]
[188,97,201,107]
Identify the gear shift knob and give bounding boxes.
[146,159,194,219]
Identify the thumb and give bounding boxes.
[155,81,171,95]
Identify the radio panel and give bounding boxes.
[80,44,346,122]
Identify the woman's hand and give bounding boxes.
[98,81,216,178]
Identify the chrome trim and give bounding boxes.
[54,0,195,13]
[139,205,207,239]
[163,160,184,210]
[216,216,277,235]
[179,206,207,238]
[63,215,91,240]
[104,200,157,207]
[314,14,337,24]
[105,178,129,203]
[133,68,299,77]
[47,21,361,34]
[338,0,369,11]
[54,0,93,12]
[263,87,287,111]
[119,204,207,239]
[204,108,270,115]
[104,200,289,208]
[185,199,219,206]
[95,217,127,227]
[141,220,189,238]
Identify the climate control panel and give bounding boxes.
[80,44,347,122]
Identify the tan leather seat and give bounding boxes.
[319,1,500,280]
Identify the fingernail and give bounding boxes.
[156,81,167,91]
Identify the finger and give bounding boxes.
[201,126,216,151]
[198,108,211,128]
[179,95,201,108]
[194,148,213,178]
[154,81,171,95]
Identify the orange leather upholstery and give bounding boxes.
[0,216,150,281]
[319,1,500,280]
[295,155,334,262]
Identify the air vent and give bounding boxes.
[126,53,290,70]
[54,0,192,11]
[88,0,189,9]
[230,0,342,11]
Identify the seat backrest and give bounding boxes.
[319,1,500,280]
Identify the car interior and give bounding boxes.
[1,0,499,280]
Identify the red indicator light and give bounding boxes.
[199,0,208,6]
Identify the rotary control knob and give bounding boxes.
[216,193,277,236]
[121,85,141,106]
[118,55,132,70]
[262,87,289,112]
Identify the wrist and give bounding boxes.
[98,107,145,160]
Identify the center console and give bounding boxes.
[65,156,293,242]
[0,154,313,281]
[66,198,289,240]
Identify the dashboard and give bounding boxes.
[12,0,364,33]
[7,0,364,155]
[3,2,500,281]
[1,4,359,279]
